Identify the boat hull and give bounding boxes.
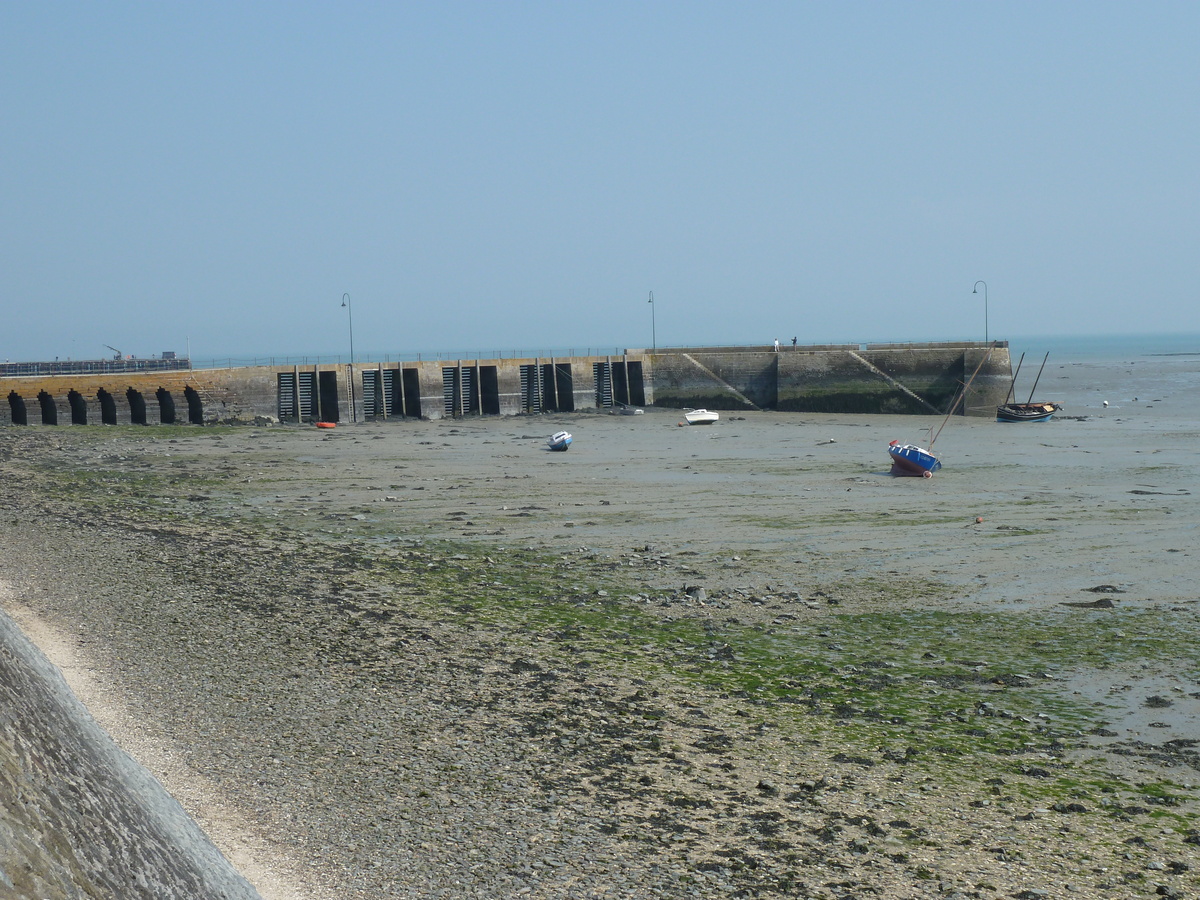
[547,431,572,451]
[888,441,940,477]
[683,409,719,425]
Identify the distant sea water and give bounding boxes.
[1003,332,1200,417]
[1009,331,1200,363]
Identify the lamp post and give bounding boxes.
[648,291,656,352]
[972,281,988,344]
[341,292,355,422]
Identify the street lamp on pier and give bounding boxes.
[342,292,355,422]
[341,292,355,362]
[648,291,656,352]
[972,281,988,344]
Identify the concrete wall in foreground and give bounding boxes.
[0,613,262,900]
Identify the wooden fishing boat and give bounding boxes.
[996,351,1061,422]
[996,401,1060,422]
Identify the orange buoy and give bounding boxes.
[315,421,336,429]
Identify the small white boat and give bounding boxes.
[547,430,573,451]
[683,408,719,425]
[614,403,644,415]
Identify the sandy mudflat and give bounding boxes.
[1,403,1199,899]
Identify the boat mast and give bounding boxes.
[1025,352,1050,404]
[931,342,996,448]
[1005,352,1025,405]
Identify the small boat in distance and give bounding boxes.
[683,408,719,425]
[614,403,644,415]
[547,430,573,451]
[996,401,1061,423]
[997,351,1061,422]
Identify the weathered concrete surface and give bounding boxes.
[647,351,779,410]
[652,342,1011,415]
[0,613,262,900]
[1,366,277,426]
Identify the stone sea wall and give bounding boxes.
[0,612,261,900]
[647,343,1010,414]
[1,342,1010,426]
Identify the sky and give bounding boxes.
[3,2,1198,363]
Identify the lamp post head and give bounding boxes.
[971,281,988,344]
[342,292,350,308]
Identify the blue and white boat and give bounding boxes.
[887,342,996,478]
[888,441,940,477]
[547,430,573,451]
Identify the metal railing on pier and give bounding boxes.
[0,358,191,377]
[183,348,632,370]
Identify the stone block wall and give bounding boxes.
[1,344,1011,426]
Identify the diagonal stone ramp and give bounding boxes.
[681,354,762,410]
[847,351,941,414]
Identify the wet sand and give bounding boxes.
[2,399,1199,898]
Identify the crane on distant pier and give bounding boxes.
[104,345,122,360]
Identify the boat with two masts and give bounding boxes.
[996,351,1061,422]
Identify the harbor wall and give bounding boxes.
[0,367,278,427]
[643,343,1010,416]
[0,343,1010,426]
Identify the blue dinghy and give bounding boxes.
[888,441,940,477]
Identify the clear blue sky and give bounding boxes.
[3,2,1197,362]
